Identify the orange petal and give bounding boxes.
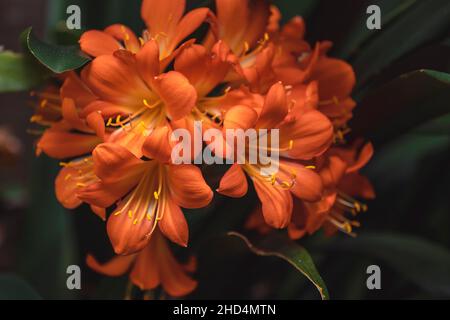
[167,164,213,208]
[174,41,231,96]
[252,178,293,228]
[92,143,146,183]
[170,8,212,51]
[37,129,101,159]
[55,166,82,209]
[339,173,376,200]
[217,164,248,198]
[155,232,197,297]
[347,142,374,173]
[129,239,160,290]
[60,72,96,109]
[86,253,135,276]
[215,0,269,54]
[320,156,348,188]
[152,71,197,120]
[61,98,90,132]
[256,82,288,129]
[82,53,149,107]
[106,193,157,255]
[80,100,130,119]
[90,204,106,221]
[311,56,355,100]
[142,126,172,163]
[79,30,122,57]
[104,24,140,53]
[141,0,184,37]
[158,198,189,247]
[281,110,333,160]
[223,105,258,130]
[136,40,160,87]
[86,111,105,140]
[285,162,324,202]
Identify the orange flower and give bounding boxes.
[86,230,197,297]
[217,82,333,228]
[288,141,375,239]
[80,0,213,62]
[203,0,278,92]
[77,128,213,255]
[80,44,197,156]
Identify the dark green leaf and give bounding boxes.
[335,0,417,59]
[275,0,320,22]
[0,274,42,300]
[228,231,329,300]
[328,233,450,296]
[352,0,450,87]
[24,27,90,73]
[0,51,47,92]
[18,156,78,299]
[351,69,450,145]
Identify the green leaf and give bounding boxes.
[18,156,78,299]
[0,51,48,92]
[24,27,90,73]
[328,233,450,296]
[228,231,329,300]
[275,0,320,21]
[335,0,417,59]
[351,69,450,145]
[0,274,42,300]
[352,0,450,87]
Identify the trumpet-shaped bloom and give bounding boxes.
[77,128,213,255]
[80,0,213,62]
[86,230,197,296]
[217,82,333,228]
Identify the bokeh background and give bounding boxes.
[0,0,449,299]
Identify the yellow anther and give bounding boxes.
[264,32,269,41]
[116,114,122,123]
[153,191,159,200]
[224,86,231,93]
[343,222,352,233]
[146,213,152,221]
[354,202,361,212]
[59,162,69,167]
[113,211,121,216]
[40,99,48,108]
[76,183,86,188]
[106,117,113,126]
[133,218,138,225]
[350,221,361,227]
[128,210,133,218]
[280,181,292,189]
[139,37,145,46]
[243,41,250,53]
[270,173,276,185]
[305,165,316,170]
[30,115,42,123]
[288,140,294,150]
[332,96,339,105]
[64,174,72,181]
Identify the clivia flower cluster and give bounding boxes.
[30,0,375,297]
